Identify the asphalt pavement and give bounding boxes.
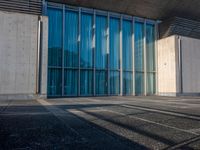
[0,96,200,150]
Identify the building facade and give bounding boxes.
[0,0,200,99]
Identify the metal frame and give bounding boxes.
[78,7,81,96]
[0,0,43,15]
[132,17,135,96]
[93,10,96,96]
[107,12,110,96]
[155,22,159,95]
[120,15,123,96]
[178,36,183,94]
[45,1,158,97]
[61,5,65,96]
[144,20,147,96]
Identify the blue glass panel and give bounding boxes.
[135,22,144,71]
[96,70,107,95]
[81,13,93,68]
[146,24,156,94]
[135,72,144,95]
[123,20,133,71]
[64,10,79,68]
[47,8,62,67]
[146,24,155,72]
[109,17,120,70]
[48,68,62,96]
[96,15,107,69]
[110,71,120,95]
[147,73,156,95]
[64,69,78,96]
[123,72,133,95]
[80,70,93,96]
[135,22,144,95]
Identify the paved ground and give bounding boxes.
[0,96,200,150]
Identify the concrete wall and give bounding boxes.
[180,36,200,95]
[157,36,178,96]
[157,35,200,96]
[0,11,48,100]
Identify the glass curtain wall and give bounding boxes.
[95,15,108,95]
[109,17,120,95]
[146,24,156,95]
[64,10,79,96]
[123,20,133,95]
[47,8,62,96]
[135,22,144,95]
[47,3,156,97]
[80,13,93,96]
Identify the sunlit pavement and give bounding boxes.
[1,96,200,149]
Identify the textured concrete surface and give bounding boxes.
[158,35,200,96]
[157,36,178,96]
[0,96,200,149]
[0,10,48,99]
[181,36,200,94]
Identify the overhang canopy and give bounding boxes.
[49,0,200,21]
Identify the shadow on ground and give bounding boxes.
[0,98,200,149]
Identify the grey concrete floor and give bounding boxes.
[0,96,200,150]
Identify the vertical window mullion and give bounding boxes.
[62,5,65,96]
[107,13,110,96]
[132,17,135,96]
[120,15,123,96]
[78,8,81,96]
[93,11,96,96]
[144,20,147,96]
[155,22,158,95]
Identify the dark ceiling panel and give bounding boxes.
[48,0,200,21]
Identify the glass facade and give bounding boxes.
[47,3,156,97]
[109,17,120,95]
[95,15,108,95]
[64,10,79,96]
[123,20,133,95]
[80,13,93,96]
[146,24,156,95]
[47,8,62,96]
[135,22,144,95]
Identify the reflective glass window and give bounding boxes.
[64,10,79,68]
[123,20,133,95]
[135,22,144,95]
[81,13,93,68]
[109,17,120,95]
